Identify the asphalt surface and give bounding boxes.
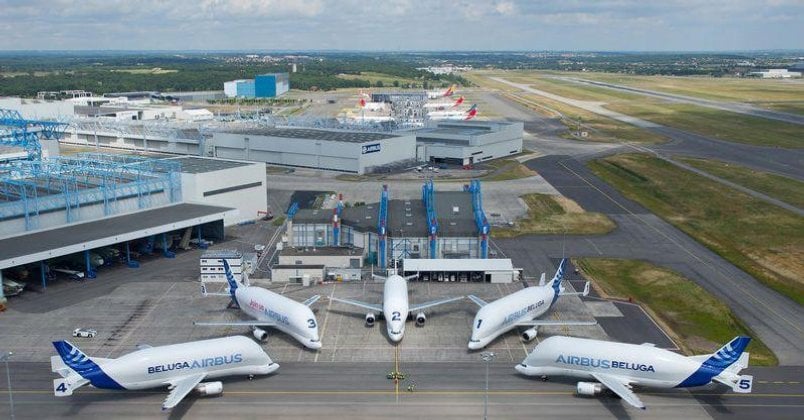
[1,362,800,419]
[492,155,804,366]
[645,127,804,182]
[561,77,804,126]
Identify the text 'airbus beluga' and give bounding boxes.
[467,258,595,350]
[194,260,323,349]
[330,263,463,342]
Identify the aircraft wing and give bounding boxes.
[467,295,489,308]
[515,319,597,327]
[193,320,277,328]
[591,372,645,410]
[302,295,321,307]
[410,296,464,312]
[162,373,206,410]
[329,297,382,312]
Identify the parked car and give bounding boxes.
[72,328,97,338]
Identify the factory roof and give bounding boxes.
[386,199,429,237]
[280,247,364,257]
[166,156,255,174]
[0,203,235,270]
[433,191,477,237]
[226,127,400,143]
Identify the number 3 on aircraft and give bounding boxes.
[307,319,317,328]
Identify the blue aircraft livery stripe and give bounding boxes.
[222,259,239,306]
[53,341,125,390]
[549,258,567,307]
[676,336,751,388]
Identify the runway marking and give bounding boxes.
[394,344,400,402]
[314,284,336,363]
[556,159,803,335]
[585,238,603,255]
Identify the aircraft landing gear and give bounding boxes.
[540,375,549,382]
[248,374,255,380]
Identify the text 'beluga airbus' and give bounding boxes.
[516,335,754,409]
[52,336,278,410]
[330,263,463,342]
[467,258,595,349]
[194,260,322,349]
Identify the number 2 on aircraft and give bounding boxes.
[391,311,401,321]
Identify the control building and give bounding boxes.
[211,127,417,174]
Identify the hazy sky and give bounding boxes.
[1,0,802,51]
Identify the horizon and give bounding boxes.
[1,0,801,51]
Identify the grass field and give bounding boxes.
[472,70,803,148]
[577,258,777,366]
[588,154,804,305]
[567,71,804,104]
[680,158,804,209]
[606,101,803,148]
[110,68,178,75]
[337,71,418,86]
[493,193,615,237]
[481,158,538,181]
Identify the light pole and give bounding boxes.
[480,351,495,420]
[1,351,13,420]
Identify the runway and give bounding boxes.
[1,362,800,419]
[559,77,804,126]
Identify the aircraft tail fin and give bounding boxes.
[465,104,478,120]
[703,336,751,372]
[222,259,240,307]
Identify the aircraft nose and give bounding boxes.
[308,340,323,350]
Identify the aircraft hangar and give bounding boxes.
[0,152,266,300]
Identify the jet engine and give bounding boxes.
[253,327,269,341]
[365,313,376,327]
[520,328,538,342]
[576,382,604,396]
[415,312,426,326]
[195,381,223,396]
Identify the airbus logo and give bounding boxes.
[555,355,656,373]
[147,354,243,374]
[362,143,381,154]
[249,300,290,325]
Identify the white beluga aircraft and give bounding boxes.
[467,258,595,350]
[516,335,753,410]
[194,260,323,349]
[51,336,278,410]
[330,263,463,342]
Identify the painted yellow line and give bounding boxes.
[5,390,802,397]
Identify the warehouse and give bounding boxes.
[211,127,417,174]
[223,73,289,98]
[167,156,267,226]
[402,258,519,283]
[415,120,523,165]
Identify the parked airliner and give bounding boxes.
[330,264,463,342]
[428,104,478,121]
[516,335,753,409]
[194,260,323,349]
[52,336,278,410]
[467,258,595,349]
[426,84,456,99]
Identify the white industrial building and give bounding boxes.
[271,247,364,285]
[748,69,802,78]
[200,249,244,283]
[211,128,417,174]
[168,156,267,226]
[402,258,519,283]
[415,120,524,166]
